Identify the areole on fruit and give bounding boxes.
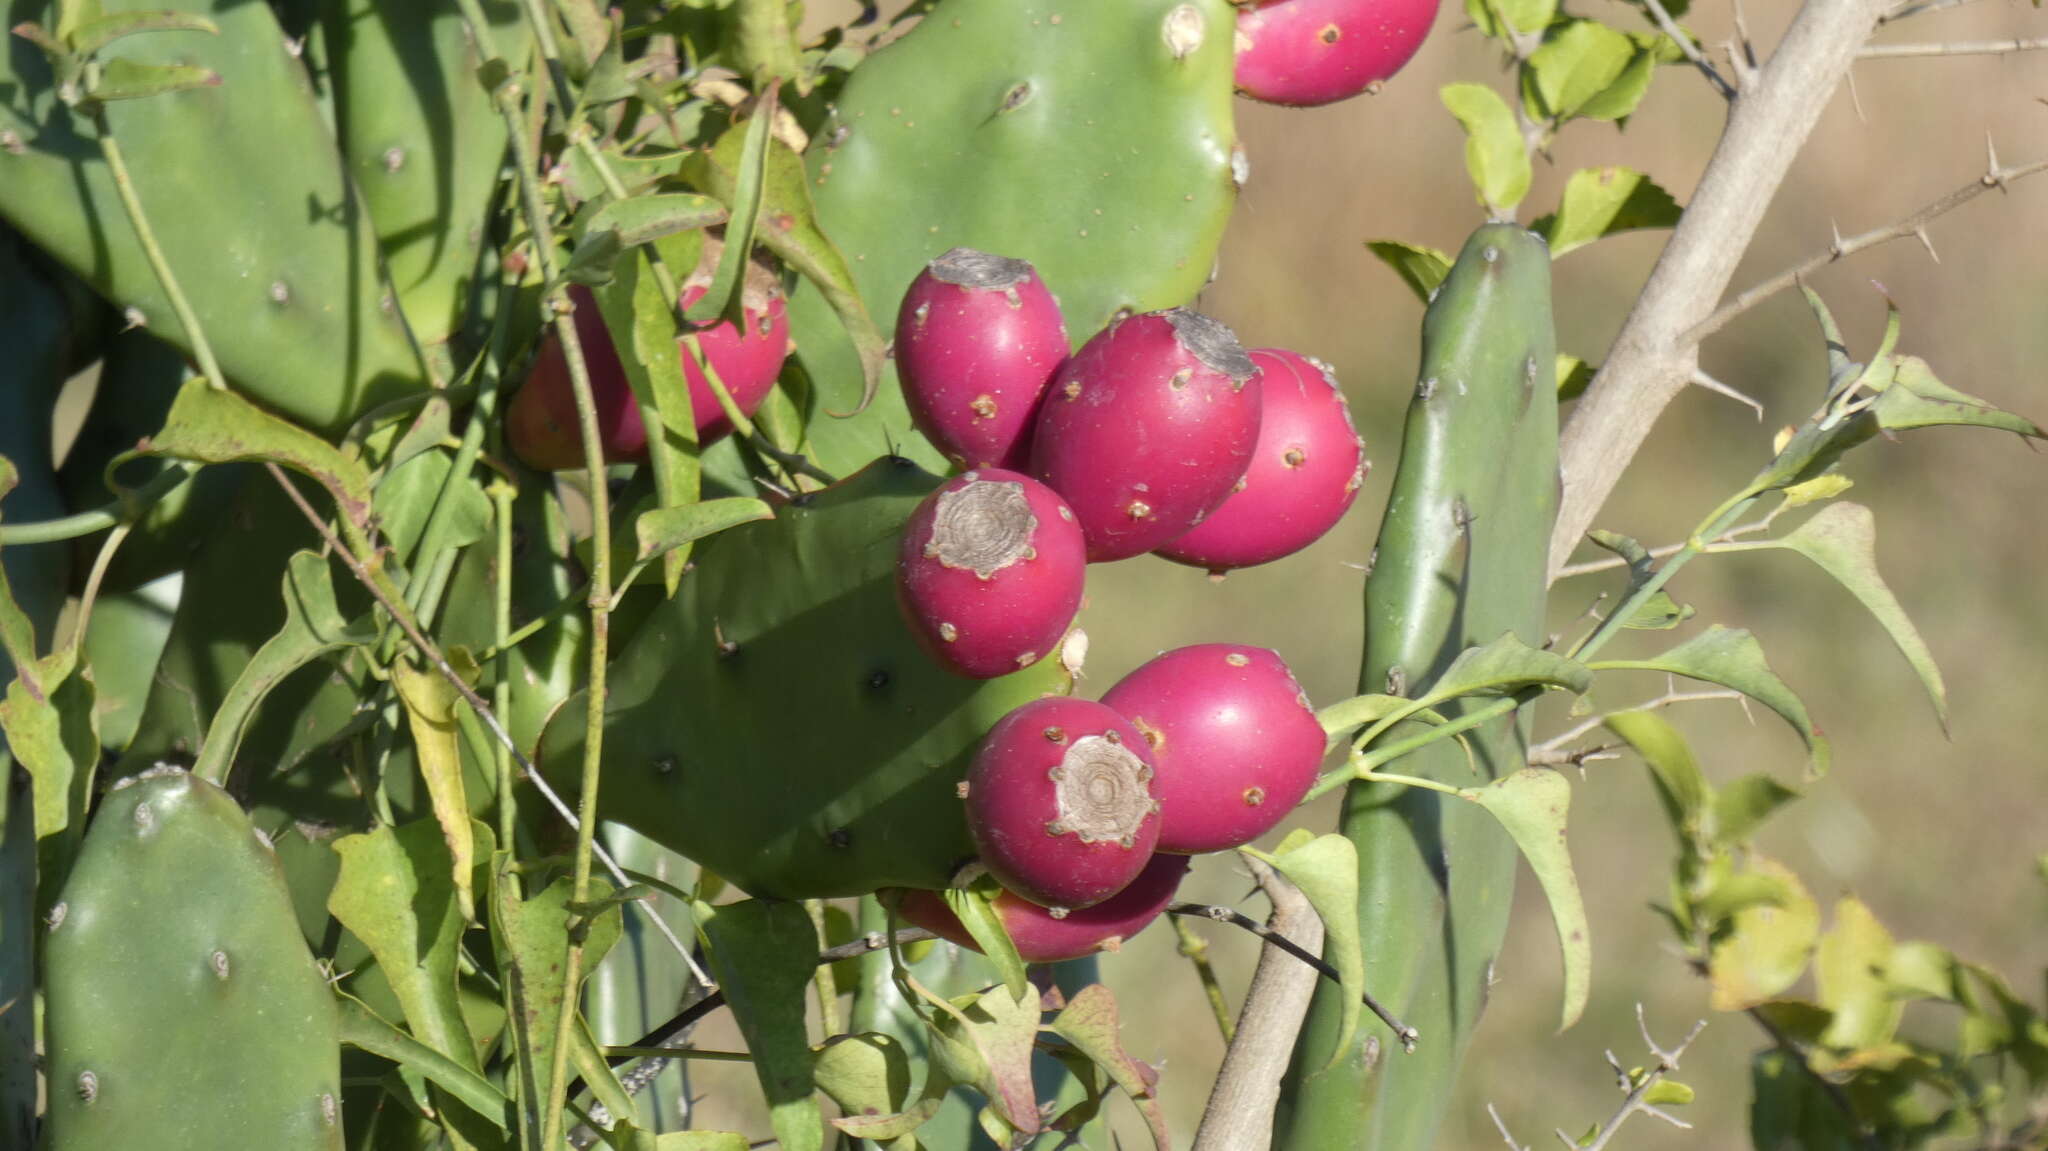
[898,469,1087,679]
[1044,730,1155,848]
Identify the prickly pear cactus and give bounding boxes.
[42,767,342,1149]
[1279,224,1558,1149]
[0,0,423,433]
[788,0,1241,474]
[540,457,1074,899]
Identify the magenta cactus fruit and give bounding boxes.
[896,469,1088,679]
[963,697,1162,910]
[1233,0,1440,107]
[1156,348,1367,572]
[1100,644,1325,854]
[507,244,791,471]
[1029,308,1263,562]
[896,248,1070,469]
[892,854,1191,963]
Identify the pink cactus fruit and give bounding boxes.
[1029,308,1263,562]
[896,469,1088,679]
[891,853,1192,963]
[507,241,790,471]
[1100,644,1325,855]
[963,697,1162,910]
[1156,348,1367,572]
[896,248,1070,469]
[1234,0,1441,108]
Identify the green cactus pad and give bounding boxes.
[0,0,424,434]
[42,768,342,1150]
[323,0,526,344]
[1281,224,1559,1150]
[786,0,1240,475]
[539,457,1073,899]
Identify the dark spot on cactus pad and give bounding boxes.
[654,755,678,776]
[827,827,852,849]
[929,247,1034,291]
[997,81,1035,114]
[867,667,891,691]
[926,478,1038,578]
[1048,735,1155,846]
[1163,309,1256,383]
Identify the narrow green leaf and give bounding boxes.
[696,898,825,1151]
[1604,709,1709,845]
[1720,502,1947,733]
[1465,769,1590,1029]
[70,10,217,55]
[1364,240,1452,304]
[1417,630,1593,708]
[1527,21,1635,121]
[593,245,702,591]
[944,882,1028,1001]
[1246,833,1365,1068]
[392,661,475,923]
[1708,856,1818,1010]
[1441,83,1531,216]
[584,193,727,249]
[336,995,511,1129]
[1316,693,1450,740]
[87,57,219,101]
[329,821,483,1069]
[1815,897,1902,1051]
[491,869,622,1133]
[634,498,774,562]
[1711,772,1800,846]
[1871,354,2046,438]
[1589,626,1828,776]
[685,90,775,324]
[147,377,375,536]
[192,550,372,786]
[1530,166,1681,258]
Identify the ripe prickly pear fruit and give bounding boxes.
[897,469,1088,679]
[1234,0,1440,107]
[1101,644,1325,854]
[964,697,1162,910]
[1157,348,1367,572]
[1029,309,1262,562]
[896,248,1070,470]
[507,247,792,470]
[892,854,1191,963]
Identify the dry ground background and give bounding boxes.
[677,0,2048,1145]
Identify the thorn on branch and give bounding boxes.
[1166,901,1419,1051]
[1690,370,1765,420]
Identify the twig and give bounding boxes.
[1174,915,1237,1043]
[1642,0,1738,98]
[1859,35,2048,56]
[258,465,707,982]
[1877,0,1991,23]
[1166,902,1417,1048]
[1549,0,1897,577]
[1575,1006,1707,1151]
[1190,859,1325,1151]
[1489,1101,1531,1149]
[1555,513,1778,578]
[1687,153,2048,343]
[0,461,195,546]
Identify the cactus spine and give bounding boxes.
[1278,223,1559,1149]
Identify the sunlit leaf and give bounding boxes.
[1589,626,1828,777]
[1527,20,1635,121]
[1815,897,1901,1052]
[944,881,1028,1000]
[1604,709,1709,846]
[148,378,375,538]
[1467,768,1590,1028]
[1711,773,1800,846]
[1531,167,1681,258]
[1709,856,1818,1010]
[635,498,775,562]
[1244,833,1365,1067]
[1365,240,1452,304]
[1441,83,1531,216]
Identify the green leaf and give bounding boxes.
[1557,353,1595,399]
[1693,862,1800,924]
[336,995,511,1129]
[1530,166,1682,258]
[1575,33,1676,122]
[1718,502,1947,733]
[490,869,622,1134]
[1527,20,1636,121]
[1884,940,1956,1002]
[1604,709,1709,845]
[1417,630,1594,707]
[919,982,1043,1135]
[1048,984,1172,1150]
[1498,0,1559,34]
[1708,856,1818,1011]
[87,57,220,102]
[1465,769,1590,1029]
[592,246,702,591]
[813,1033,927,1140]
[1441,83,1532,216]
[1365,240,1452,304]
[1750,1048,1862,1151]
[1622,589,1694,629]
[0,647,95,888]
[1711,773,1800,846]
[392,661,475,923]
[1871,354,2046,438]
[147,378,375,539]
[1589,626,1828,777]
[583,193,728,250]
[640,1131,751,1150]
[1245,833,1366,1067]
[1815,897,1901,1052]
[944,882,1028,1001]
[191,550,372,786]
[1779,473,1853,510]
[635,498,775,562]
[1643,1078,1695,1105]
[1316,693,1450,743]
[70,10,217,56]
[696,898,825,1151]
[374,449,491,568]
[685,93,774,324]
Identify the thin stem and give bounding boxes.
[806,900,843,1038]
[1532,687,1746,756]
[1575,1006,1708,1150]
[490,480,518,853]
[1568,493,1758,663]
[1641,0,1737,97]
[1688,155,2048,344]
[95,127,226,392]
[1859,35,2048,56]
[1167,901,1418,1050]
[1173,916,1236,1043]
[0,461,195,545]
[66,522,130,654]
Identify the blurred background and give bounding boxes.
[684,0,2048,1145]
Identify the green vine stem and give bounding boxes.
[94,125,225,393]
[1173,916,1236,1043]
[0,460,193,545]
